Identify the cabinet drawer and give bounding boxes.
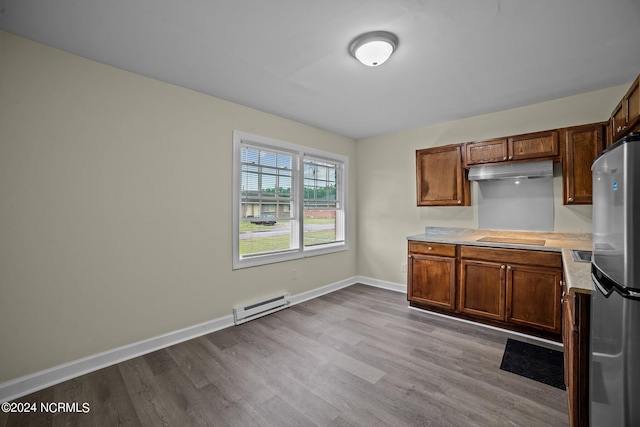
[460,245,561,268]
[409,241,456,257]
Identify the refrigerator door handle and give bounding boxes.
[592,272,613,297]
[592,271,640,299]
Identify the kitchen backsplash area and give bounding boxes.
[477,176,554,231]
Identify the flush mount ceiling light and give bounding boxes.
[349,31,398,67]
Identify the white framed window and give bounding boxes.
[232,131,348,269]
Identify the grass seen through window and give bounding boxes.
[239,218,336,255]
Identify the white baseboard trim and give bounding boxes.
[0,314,235,403]
[1,276,377,403]
[354,275,406,294]
[288,277,357,306]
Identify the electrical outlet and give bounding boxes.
[291,268,298,279]
[400,263,407,273]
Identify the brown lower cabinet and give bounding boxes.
[562,284,590,427]
[407,241,457,311]
[408,241,563,341]
[460,246,562,336]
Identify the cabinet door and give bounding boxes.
[416,144,470,206]
[459,259,505,320]
[563,289,578,426]
[408,254,456,311]
[563,290,591,426]
[562,123,604,204]
[506,264,562,334]
[611,100,627,141]
[627,77,639,132]
[508,130,559,161]
[611,75,640,141]
[464,138,508,166]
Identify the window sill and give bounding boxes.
[233,243,348,270]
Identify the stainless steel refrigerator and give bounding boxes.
[590,132,640,426]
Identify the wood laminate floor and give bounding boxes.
[1,284,569,426]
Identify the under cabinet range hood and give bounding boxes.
[468,160,553,181]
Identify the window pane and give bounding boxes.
[242,148,259,164]
[328,185,337,201]
[316,166,327,181]
[261,172,277,196]
[304,210,337,247]
[304,164,315,179]
[260,151,277,167]
[240,220,295,256]
[239,143,296,258]
[279,176,291,199]
[277,154,292,169]
[241,146,294,214]
[302,157,341,246]
[241,170,259,189]
[303,158,339,206]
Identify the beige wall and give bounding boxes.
[0,31,357,383]
[356,84,628,286]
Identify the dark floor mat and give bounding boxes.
[500,338,565,390]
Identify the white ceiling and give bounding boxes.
[2,0,640,139]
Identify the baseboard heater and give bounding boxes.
[233,292,291,325]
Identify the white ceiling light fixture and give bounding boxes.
[349,31,399,67]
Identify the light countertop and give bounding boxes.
[561,248,593,295]
[407,227,593,294]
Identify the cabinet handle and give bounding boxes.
[568,198,574,202]
[507,265,512,270]
[457,200,461,204]
[501,265,506,269]
[428,246,433,251]
[508,156,513,160]
[502,156,507,160]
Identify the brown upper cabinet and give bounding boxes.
[610,74,640,143]
[509,130,559,161]
[416,144,470,206]
[464,138,508,165]
[561,123,605,205]
[464,130,559,167]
